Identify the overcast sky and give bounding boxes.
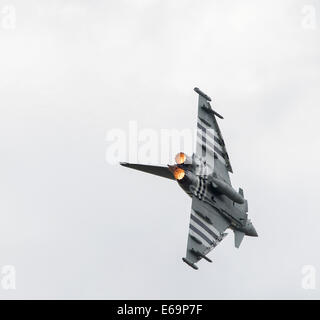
[0,0,320,299]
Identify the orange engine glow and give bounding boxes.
[173,167,185,180]
[175,152,186,164]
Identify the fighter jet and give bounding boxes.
[120,87,258,270]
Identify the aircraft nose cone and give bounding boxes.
[248,225,258,237]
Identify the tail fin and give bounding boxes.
[234,230,245,248]
[120,163,175,180]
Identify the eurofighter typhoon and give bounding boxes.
[120,88,258,270]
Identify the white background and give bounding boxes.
[0,0,320,299]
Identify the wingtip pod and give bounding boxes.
[194,87,224,119]
[194,87,212,101]
[182,257,199,270]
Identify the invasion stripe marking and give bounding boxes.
[198,117,212,128]
[189,224,214,246]
[204,147,226,165]
[197,131,212,145]
[198,126,224,152]
[191,214,220,240]
[192,209,221,236]
[198,117,213,128]
[214,154,227,165]
[199,177,206,198]
[214,145,225,158]
[197,133,223,154]
[197,136,214,153]
[196,161,212,176]
[198,119,224,146]
[198,134,207,146]
[189,233,203,245]
[197,127,223,148]
[190,220,217,245]
[189,229,203,245]
[195,175,201,197]
[214,136,224,147]
[214,150,226,164]
[197,118,217,134]
[198,117,220,133]
[197,122,214,135]
[197,177,202,197]
[197,123,217,141]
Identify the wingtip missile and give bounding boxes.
[211,109,224,119]
[190,249,212,263]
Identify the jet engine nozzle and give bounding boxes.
[173,167,185,180]
[175,152,192,165]
[175,152,186,164]
[170,166,198,186]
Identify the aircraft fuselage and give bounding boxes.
[175,162,257,237]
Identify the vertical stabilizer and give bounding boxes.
[234,230,245,248]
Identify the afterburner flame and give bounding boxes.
[173,167,185,180]
[175,152,186,164]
